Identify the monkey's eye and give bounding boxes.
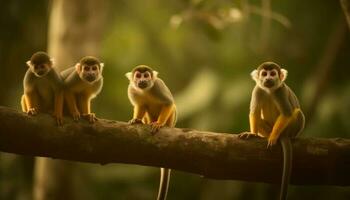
[84,66,90,71]
[261,71,267,77]
[92,66,97,71]
[270,71,276,76]
[135,73,142,79]
[144,73,149,78]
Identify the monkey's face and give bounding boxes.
[251,63,288,91]
[27,52,53,77]
[133,71,154,90]
[256,68,282,91]
[29,62,52,77]
[78,64,102,84]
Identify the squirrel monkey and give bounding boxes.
[239,62,305,200]
[61,56,104,123]
[126,65,177,200]
[21,51,64,125]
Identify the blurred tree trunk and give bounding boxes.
[33,0,108,199]
[0,1,49,107]
[340,0,350,30]
[303,17,347,123]
[0,1,49,200]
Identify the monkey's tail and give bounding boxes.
[157,168,171,200]
[279,136,292,200]
[156,108,176,200]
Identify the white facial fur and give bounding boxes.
[76,63,103,84]
[26,60,52,77]
[125,70,158,91]
[251,68,288,92]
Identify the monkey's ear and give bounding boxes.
[250,70,259,81]
[125,72,133,80]
[50,58,55,66]
[26,61,32,67]
[152,71,159,79]
[280,68,288,82]
[75,63,81,72]
[100,63,104,72]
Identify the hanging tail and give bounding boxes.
[156,168,171,200]
[279,136,293,200]
[156,108,176,200]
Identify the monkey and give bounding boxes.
[60,56,104,123]
[238,62,305,200]
[21,51,64,125]
[126,65,177,200]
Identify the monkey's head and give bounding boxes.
[251,62,288,91]
[26,51,53,77]
[76,56,104,84]
[125,65,158,90]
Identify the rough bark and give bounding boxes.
[0,106,350,186]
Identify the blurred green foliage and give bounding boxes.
[1,0,350,199]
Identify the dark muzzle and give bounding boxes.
[36,71,46,76]
[138,81,148,89]
[85,75,96,82]
[264,79,274,88]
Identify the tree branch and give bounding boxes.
[0,106,349,186]
[341,0,350,30]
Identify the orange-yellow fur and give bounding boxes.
[21,52,63,125]
[240,62,305,200]
[60,56,104,123]
[126,65,176,200]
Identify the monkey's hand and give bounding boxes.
[238,132,259,139]
[52,112,63,126]
[150,122,163,134]
[27,108,38,116]
[82,113,98,123]
[71,110,81,121]
[128,118,143,125]
[267,135,278,149]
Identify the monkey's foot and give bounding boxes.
[27,108,37,115]
[238,132,259,139]
[267,136,278,149]
[82,113,98,123]
[128,118,143,124]
[150,122,163,134]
